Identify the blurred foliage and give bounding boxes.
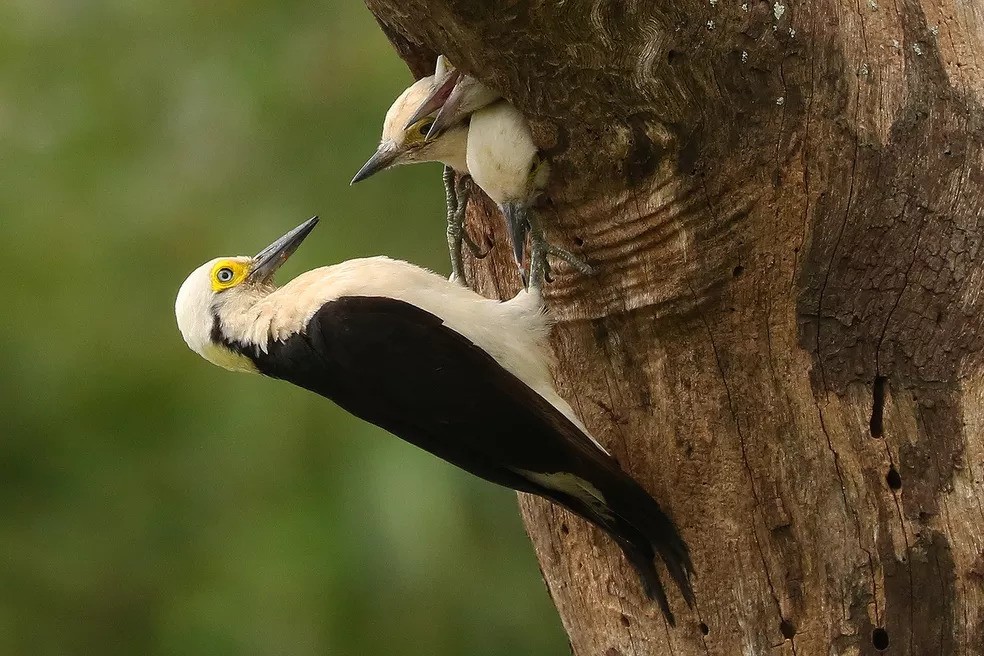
[0,1,567,654]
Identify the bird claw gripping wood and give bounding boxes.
[444,168,489,287]
[527,211,595,292]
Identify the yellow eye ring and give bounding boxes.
[211,260,247,291]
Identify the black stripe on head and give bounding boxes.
[210,312,265,362]
[209,313,224,345]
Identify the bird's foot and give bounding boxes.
[526,212,593,292]
[547,245,595,275]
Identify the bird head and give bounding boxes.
[352,61,469,183]
[175,216,319,372]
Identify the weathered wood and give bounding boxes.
[363,1,984,653]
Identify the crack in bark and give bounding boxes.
[886,454,915,655]
[814,73,862,396]
[811,395,880,624]
[688,598,712,656]
[870,376,887,438]
[941,494,972,648]
[692,288,794,653]
[809,46,881,628]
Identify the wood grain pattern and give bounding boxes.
[364,1,984,653]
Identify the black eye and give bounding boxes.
[418,120,434,136]
[216,267,234,283]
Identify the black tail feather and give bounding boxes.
[528,467,694,624]
[604,474,696,614]
[619,538,675,625]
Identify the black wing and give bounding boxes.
[251,295,617,490]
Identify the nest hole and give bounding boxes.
[886,465,902,490]
[872,628,890,651]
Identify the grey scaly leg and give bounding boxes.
[454,176,489,259]
[444,166,468,286]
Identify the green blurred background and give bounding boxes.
[0,2,567,654]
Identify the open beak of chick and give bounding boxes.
[248,216,320,283]
[426,76,500,138]
[405,68,502,140]
[403,68,463,130]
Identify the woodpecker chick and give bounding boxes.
[352,57,480,287]
[175,218,695,623]
[350,58,469,184]
[452,100,591,289]
[401,70,594,288]
[464,102,547,279]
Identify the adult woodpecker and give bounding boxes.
[175,217,695,623]
[350,55,480,286]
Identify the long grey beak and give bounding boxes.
[499,202,530,283]
[249,216,319,283]
[351,146,399,184]
[403,70,463,129]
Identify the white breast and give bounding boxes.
[465,102,538,204]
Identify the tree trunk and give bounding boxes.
[363,1,984,653]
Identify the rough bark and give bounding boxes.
[363,1,984,654]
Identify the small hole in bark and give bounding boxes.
[573,236,584,247]
[560,523,570,535]
[620,613,631,627]
[779,619,796,639]
[699,622,709,635]
[872,627,889,650]
[886,465,902,490]
[733,264,745,277]
[667,49,683,64]
[870,376,887,438]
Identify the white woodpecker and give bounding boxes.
[175,217,695,623]
[351,56,481,286]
